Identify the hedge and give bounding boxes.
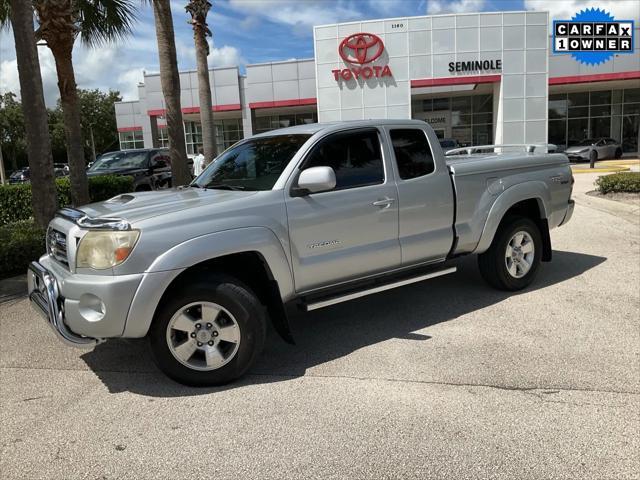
[0,175,134,226]
[595,172,640,194]
[0,220,45,279]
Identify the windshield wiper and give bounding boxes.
[201,183,247,191]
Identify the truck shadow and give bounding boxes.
[81,250,605,396]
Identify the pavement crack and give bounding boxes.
[247,371,640,398]
[2,365,639,399]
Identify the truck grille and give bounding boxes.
[47,228,69,267]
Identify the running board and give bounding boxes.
[304,266,457,311]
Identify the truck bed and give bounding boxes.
[446,151,571,254]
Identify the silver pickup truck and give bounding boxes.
[28,120,574,386]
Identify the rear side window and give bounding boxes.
[390,129,435,180]
[303,129,384,190]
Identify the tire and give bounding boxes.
[149,274,266,386]
[614,148,622,159]
[478,216,542,291]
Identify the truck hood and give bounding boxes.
[78,187,257,223]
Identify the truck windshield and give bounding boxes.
[192,134,311,191]
[88,151,149,171]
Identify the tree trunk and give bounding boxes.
[49,42,90,206]
[151,0,191,186]
[194,24,217,163]
[9,0,58,228]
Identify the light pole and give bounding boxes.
[0,145,6,184]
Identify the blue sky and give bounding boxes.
[0,0,638,106]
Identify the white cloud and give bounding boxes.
[209,44,245,67]
[227,0,363,29]
[117,68,145,101]
[0,21,245,106]
[368,0,408,15]
[427,0,486,15]
[523,0,640,23]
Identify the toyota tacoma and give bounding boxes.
[28,120,574,386]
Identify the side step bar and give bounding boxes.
[304,266,457,311]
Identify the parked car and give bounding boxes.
[27,120,574,386]
[8,167,29,184]
[53,163,69,178]
[439,138,459,151]
[86,148,172,191]
[564,137,623,163]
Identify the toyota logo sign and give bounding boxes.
[333,32,393,82]
[339,33,384,64]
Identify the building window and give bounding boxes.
[184,121,203,155]
[548,88,640,153]
[119,130,144,150]
[411,94,493,147]
[214,118,244,152]
[253,111,318,134]
[157,126,168,148]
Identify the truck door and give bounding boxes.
[387,127,455,265]
[285,128,401,292]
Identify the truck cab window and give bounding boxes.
[303,129,384,190]
[390,129,435,180]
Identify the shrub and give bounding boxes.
[595,172,640,194]
[0,175,133,226]
[0,220,46,279]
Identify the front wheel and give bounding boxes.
[478,216,542,291]
[149,275,266,386]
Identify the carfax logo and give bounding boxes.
[553,8,634,65]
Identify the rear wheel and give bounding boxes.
[478,216,542,291]
[149,275,266,386]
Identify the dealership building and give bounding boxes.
[115,10,640,155]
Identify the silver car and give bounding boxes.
[564,137,623,163]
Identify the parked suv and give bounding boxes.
[87,149,172,191]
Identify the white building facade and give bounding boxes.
[115,10,640,154]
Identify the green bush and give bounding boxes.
[595,172,640,194]
[0,220,45,279]
[0,175,133,226]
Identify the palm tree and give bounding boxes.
[186,0,217,164]
[4,0,58,227]
[32,0,138,206]
[151,0,191,186]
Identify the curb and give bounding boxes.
[572,166,630,174]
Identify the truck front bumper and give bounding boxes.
[27,258,144,347]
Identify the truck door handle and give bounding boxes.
[372,198,396,208]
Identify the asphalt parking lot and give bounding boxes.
[1,174,639,479]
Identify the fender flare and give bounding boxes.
[474,181,551,255]
[123,227,294,338]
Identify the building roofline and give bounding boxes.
[246,58,315,68]
[313,10,546,29]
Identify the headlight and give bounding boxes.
[76,230,140,270]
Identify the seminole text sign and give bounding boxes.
[448,59,502,73]
[553,8,634,65]
[332,33,393,82]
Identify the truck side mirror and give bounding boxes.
[294,166,336,195]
